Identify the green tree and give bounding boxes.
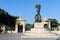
[49,19,59,30]
[0,8,17,31]
[25,24,34,31]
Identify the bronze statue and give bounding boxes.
[35,4,42,22]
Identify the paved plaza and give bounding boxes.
[0,33,23,40]
[0,33,60,40]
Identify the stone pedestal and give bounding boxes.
[21,22,59,40]
[1,25,5,33]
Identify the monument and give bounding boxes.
[21,4,59,40]
[35,4,41,22]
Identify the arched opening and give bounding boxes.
[18,23,23,33]
[44,24,48,30]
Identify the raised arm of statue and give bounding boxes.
[36,4,41,13]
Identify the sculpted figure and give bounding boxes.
[35,4,42,22]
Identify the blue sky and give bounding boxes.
[0,0,60,24]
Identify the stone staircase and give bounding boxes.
[24,22,56,36]
[24,28,56,36]
[21,22,59,40]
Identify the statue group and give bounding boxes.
[35,4,42,22]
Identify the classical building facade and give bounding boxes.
[14,16,26,33]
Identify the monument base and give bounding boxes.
[21,22,59,40]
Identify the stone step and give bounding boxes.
[24,33,56,36]
[26,30,50,34]
[31,28,47,31]
[21,35,59,38]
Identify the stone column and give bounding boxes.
[23,24,25,33]
[58,26,60,31]
[49,21,50,29]
[49,20,51,32]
